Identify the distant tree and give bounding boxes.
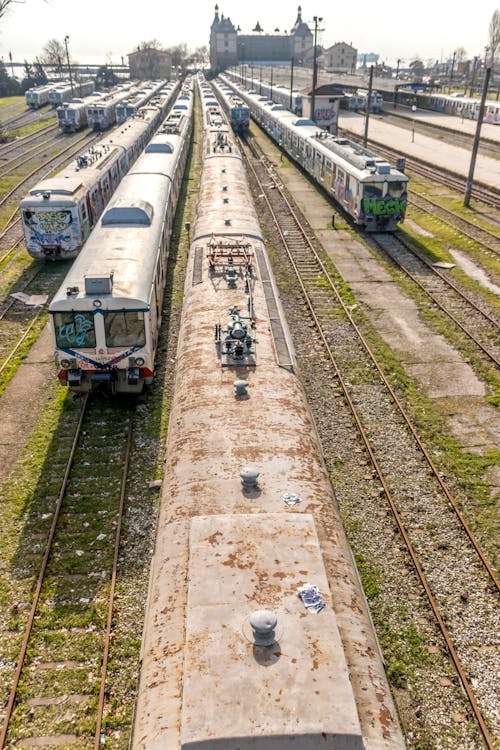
[409,57,424,81]
[41,38,66,77]
[167,43,189,69]
[0,58,21,95]
[454,46,467,63]
[138,39,164,51]
[487,9,500,65]
[95,64,118,89]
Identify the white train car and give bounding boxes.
[48,79,95,107]
[48,79,193,393]
[399,90,500,124]
[222,76,408,231]
[20,82,180,260]
[25,83,55,109]
[227,70,303,115]
[130,73,405,749]
[356,89,384,113]
[211,77,250,132]
[86,82,140,131]
[56,95,97,133]
[115,80,166,124]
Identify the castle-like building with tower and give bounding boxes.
[209,5,314,73]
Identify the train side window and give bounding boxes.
[104,311,146,347]
[53,311,96,348]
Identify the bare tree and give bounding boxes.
[0,0,23,21]
[41,38,66,77]
[0,0,46,23]
[487,9,500,65]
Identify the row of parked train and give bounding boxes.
[128,73,405,748]
[25,79,94,108]
[20,81,179,260]
[56,79,169,132]
[48,78,193,393]
[220,74,408,231]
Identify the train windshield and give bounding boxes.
[104,311,146,347]
[387,180,407,198]
[53,311,96,349]
[363,183,383,200]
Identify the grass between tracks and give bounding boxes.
[0,94,202,746]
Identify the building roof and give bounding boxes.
[290,5,312,36]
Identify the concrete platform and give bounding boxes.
[337,110,500,188]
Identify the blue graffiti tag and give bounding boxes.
[57,314,94,347]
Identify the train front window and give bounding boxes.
[53,311,96,348]
[104,311,146,347]
[363,182,383,200]
[387,180,406,198]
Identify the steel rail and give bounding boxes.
[240,132,498,750]
[0,396,89,748]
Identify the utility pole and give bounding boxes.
[270,67,274,100]
[289,56,294,111]
[464,67,491,207]
[310,15,323,122]
[363,64,374,146]
[64,36,74,96]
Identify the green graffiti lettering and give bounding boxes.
[361,198,406,217]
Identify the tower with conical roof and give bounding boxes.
[210,4,238,73]
[290,6,313,62]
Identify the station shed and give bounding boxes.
[300,83,345,132]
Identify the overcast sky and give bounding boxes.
[1,0,498,68]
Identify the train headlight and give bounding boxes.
[135,356,145,367]
[60,357,76,369]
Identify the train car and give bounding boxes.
[56,95,97,133]
[130,73,405,749]
[227,70,303,115]
[25,83,55,109]
[221,76,408,231]
[48,79,95,107]
[115,80,166,124]
[86,82,140,131]
[211,78,250,132]
[356,89,384,113]
[19,82,180,260]
[398,90,500,124]
[48,79,193,393]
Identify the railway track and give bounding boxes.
[0,396,133,748]
[0,127,64,179]
[408,189,500,257]
[369,232,500,368]
[240,130,499,748]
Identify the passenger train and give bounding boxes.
[56,94,98,133]
[25,83,59,109]
[48,79,193,393]
[228,70,303,114]
[20,82,180,260]
[130,73,405,749]
[222,76,408,231]
[48,79,95,107]
[397,89,500,124]
[211,77,250,132]
[86,82,140,130]
[115,80,166,124]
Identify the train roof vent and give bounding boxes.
[376,162,391,174]
[145,141,173,153]
[293,118,315,126]
[84,273,113,295]
[102,198,153,226]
